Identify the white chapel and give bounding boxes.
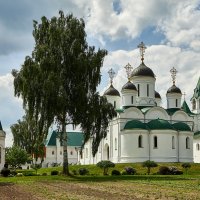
[79,42,200,164]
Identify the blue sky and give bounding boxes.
[0,0,200,146]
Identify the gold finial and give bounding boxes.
[183,92,186,100]
[170,67,177,86]
[124,63,133,80]
[108,68,115,84]
[138,42,146,63]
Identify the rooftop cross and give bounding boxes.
[124,63,133,80]
[170,67,177,85]
[108,68,115,84]
[138,42,146,63]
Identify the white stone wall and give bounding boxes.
[193,137,200,163]
[105,95,121,109]
[121,90,137,107]
[166,93,182,109]
[145,107,169,121]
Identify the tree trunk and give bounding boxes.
[62,120,70,175]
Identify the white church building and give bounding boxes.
[79,42,200,164]
[0,121,6,169]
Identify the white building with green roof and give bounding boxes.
[42,130,83,167]
[79,42,200,164]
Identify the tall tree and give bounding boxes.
[10,113,45,163]
[12,11,116,175]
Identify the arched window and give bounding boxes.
[138,84,140,97]
[114,138,117,150]
[186,137,190,149]
[86,148,88,158]
[154,136,158,148]
[52,151,54,155]
[176,99,178,107]
[60,151,62,155]
[114,101,116,108]
[147,84,149,97]
[197,144,200,151]
[131,96,133,104]
[172,136,175,149]
[70,151,73,155]
[138,135,143,148]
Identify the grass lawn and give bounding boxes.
[1,163,200,200]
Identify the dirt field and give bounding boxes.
[1,178,200,200]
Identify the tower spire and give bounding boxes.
[138,42,146,63]
[108,68,115,85]
[124,63,133,81]
[170,67,177,86]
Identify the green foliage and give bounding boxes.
[31,163,42,174]
[1,164,10,177]
[6,146,29,169]
[158,166,183,175]
[51,170,59,175]
[182,163,191,174]
[96,160,115,175]
[12,10,116,175]
[78,168,89,175]
[111,169,121,175]
[142,160,158,175]
[124,166,136,175]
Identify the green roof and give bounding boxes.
[116,108,124,113]
[166,108,180,116]
[192,77,200,98]
[147,119,174,130]
[124,120,147,130]
[194,131,200,136]
[173,122,191,131]
[181,101,194,115]
[46,131,83,146]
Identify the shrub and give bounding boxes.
[42,173,47,176]
[168,166,183,175]
[51,170,59,175]
[124,167,136,175]
[72,169,77,175]
[1,168,10,177]
[159,166,171,175]
[16,173,23,177]
[78,168,89,175]
[111,169,121,175]
[182,163,191,174]
[31,163,41,174]
[23,171,36,176]
[96,160,115,175]
[142,160,158,175]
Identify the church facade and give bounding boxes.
[0,121,6,169]
[79,42,200,164]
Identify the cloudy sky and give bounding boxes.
[0,0,200,146]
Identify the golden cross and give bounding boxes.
[170,67,177,85]
[108,68,115,84]
[138,42,146,62]
[124,63,133,80]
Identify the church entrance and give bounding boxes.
[103,144,109,160]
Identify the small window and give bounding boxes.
[176,99,178,107]
[147,84,149,97]
[138,135,143,148]
[131,96,133,104]
[114,101,116,108]
[172,136,175,149]
[52,151,54,155]
[138,84,140,96]
[186,137,190,149]
[115,138,117,150]
[60,151,62,155]
[70,151,73,155]
[154,136,158,148]
[196,144,200,151]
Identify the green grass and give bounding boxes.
[35,162,200,176]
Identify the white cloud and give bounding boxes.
[0,73,24,147]
[101,44,199,108]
